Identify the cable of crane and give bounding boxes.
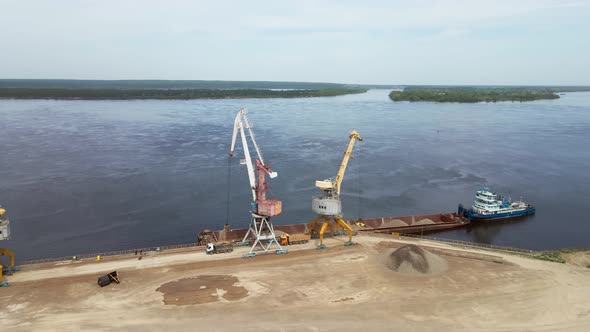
[226,156,232,225]
[356,139,362,220]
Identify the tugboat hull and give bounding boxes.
[467,206,536,221]
[460,188,536,222]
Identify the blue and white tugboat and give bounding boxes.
[459,188,535,221]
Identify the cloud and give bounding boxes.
[3,0,587,36]
[433,27,470,39]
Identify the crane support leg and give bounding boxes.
[317,219,330,247]
[334,217,354,243]
[307,215,323,234]
[0,248,14,267]
[242,215,285,256]
[1,248,15,278]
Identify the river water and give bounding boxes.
[2,90,590,261]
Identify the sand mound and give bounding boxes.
[412,218,436,226]
[381,219,408,228]
[385,245,447,275]
[157,275,248,305]
[274,230,288,237]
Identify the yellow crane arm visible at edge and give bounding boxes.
[333,130,362,195]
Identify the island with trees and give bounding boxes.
[389,87,562,103]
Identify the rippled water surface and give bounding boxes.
[2,90,590,261]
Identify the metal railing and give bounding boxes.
[20,242,202,266]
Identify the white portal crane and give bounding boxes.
[308,130,362,249]
[229,108,286,256]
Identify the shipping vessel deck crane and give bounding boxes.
[0,206,15,286]
[308,130,362,249]
[229,108,287,257]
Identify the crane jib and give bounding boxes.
[229,108,281,217]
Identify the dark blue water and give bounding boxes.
[2,90,590,261]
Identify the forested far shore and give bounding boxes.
[389,88,561,103]
[0,88,367,100]
[0,79,346,90]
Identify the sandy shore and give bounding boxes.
[1,234,589,331]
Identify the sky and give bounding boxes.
[1,0,589,85]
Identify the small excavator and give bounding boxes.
[308,130,362,249]
[1,206,16,286]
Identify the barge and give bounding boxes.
[200,212,469,244]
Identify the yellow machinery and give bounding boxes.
[308,130,362,248]
[1,207,15,282]
[0,248,15,276]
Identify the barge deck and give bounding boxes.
[208,212,469,243]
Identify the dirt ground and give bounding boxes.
[563,250,590,269]
[1,234,590,332]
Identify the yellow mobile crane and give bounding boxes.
[1,207,15,286]
[308,130,362,249]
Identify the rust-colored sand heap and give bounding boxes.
[157,275,248,305]
[386,244,447,275]
[413,218,436,226]
[381,219,408,228]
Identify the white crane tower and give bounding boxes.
[229,108,287,257]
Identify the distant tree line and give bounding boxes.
[0,88,367,100]
[0,79,346,90]
[389,87,560,103]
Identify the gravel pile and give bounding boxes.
[385,244,447,275]
[381,219,409,228]
[274,230,288,237]
[412,218,436,226]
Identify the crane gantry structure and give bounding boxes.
[229,108,287,257]
[308,130,362,249]
[0,206,15,285]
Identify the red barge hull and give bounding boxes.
[209,212,469,242]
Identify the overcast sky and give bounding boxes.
[1,0,589,85]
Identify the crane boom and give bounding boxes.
[230,109,266,163]
[334,130,362,195]
[229,108,278,203]
[241,111,266,166]
[315,130,362,195]
[239,118,257,201]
